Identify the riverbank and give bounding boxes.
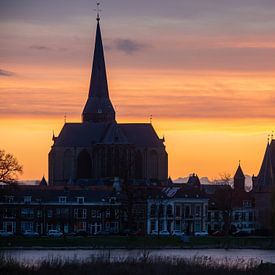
[0,236,274,250]
[0,254,275,275]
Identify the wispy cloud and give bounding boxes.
[29,45,68,52]
[0,69,16,77]
[112,39,148,55]
[29,45,53,51]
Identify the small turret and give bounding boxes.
[233,163,245,191]
[39,176,48,187]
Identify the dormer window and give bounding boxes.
[24,196,32,204]
[77,197,84,204]
[59,196,67,204]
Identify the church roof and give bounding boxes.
[234,164,245,179]
[54,122,164,148]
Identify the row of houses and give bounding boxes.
[0,164,256,236]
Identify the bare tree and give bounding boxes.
[213,173,233,235]
[0,149,23,184]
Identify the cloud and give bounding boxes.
[29,45,53,51]
[29,45,68,52]
[113,39,147,55]
[0,69,15,77]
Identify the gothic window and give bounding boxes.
[150,150,158,179]
[106,147,113,177]
[63,149,73,180]
[134,151,143,179]
[77,150,92,179]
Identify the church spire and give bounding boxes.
[82,15,115,123]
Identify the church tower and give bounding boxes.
[82,16,115,123]
[48,12,168,185]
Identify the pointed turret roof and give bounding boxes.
[39,176,48,186]
[234,164,245,179]
[255,141,274,189]
[82,17,115,123]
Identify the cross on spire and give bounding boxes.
[95,2,102,21]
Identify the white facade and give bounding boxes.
[147,197,208,236]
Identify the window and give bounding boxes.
[91,222,102,235]
[37,210,42,218]
[167,205,173,217]
[249,212,253,222]
[175,220,181,231]
[204,205,208,216]
[97,210,101,218]
[3,208,16,218]
[24,196,32,203]
[3,221,15,233]
[150,220,156,233]
[21,208,34,218]
[59,196,67,204]
[21,221,33,232]
[5,196,14,203]
[47,209,53,218]
[106,210,110,218]
[159,205,164,217]
[243,200,252,208]
[110,222,119,233]
[175,205,181,217]
[77,197,84,204]
[195,221,201,232]
[74,221,86,232]
[91,210,96,218]
[184,206,190,218]
[150,205,156,217]
[56,208,69,217]
[195,205,201,217]
[74,208,87,219]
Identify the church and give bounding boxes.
[48,15,168,185]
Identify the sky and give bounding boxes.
[1,0,275,182]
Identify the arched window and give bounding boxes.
[134,151,143,179]
[63,149,72,180]
[77,150,92,179]
[150,150,158,179]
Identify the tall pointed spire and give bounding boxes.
[255,141,274,190]
[82,15,115,123]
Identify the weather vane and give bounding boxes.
[94,2,102,21]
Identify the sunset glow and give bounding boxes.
[1,0,275,181]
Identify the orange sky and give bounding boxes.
[1,0,275,182]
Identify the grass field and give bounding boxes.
[0,236,274,249]
[0,254,275,275]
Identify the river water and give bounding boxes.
[1,249,275,266]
